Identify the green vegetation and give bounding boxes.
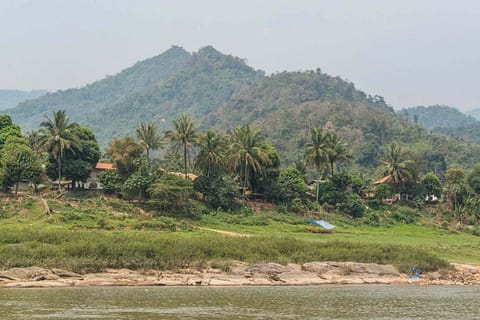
[2,47,480,275]
[402,105,480,145]
[0,196,470,273]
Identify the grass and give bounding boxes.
[0,195,479,274]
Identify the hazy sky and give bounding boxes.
[1,0,479,110]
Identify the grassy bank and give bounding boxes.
[1,195,478,274]
[0,225,448,273]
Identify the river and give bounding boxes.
[1,285,479,319]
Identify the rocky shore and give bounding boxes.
[0,262,479,288]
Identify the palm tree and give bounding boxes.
[136,122,162,168]
[194,130,226,177]
[304,128,328,201]
[229,125,271,192]
[379,143,415,196]
[165,115,197,178]
[26,131,41,154]
[325,132,353,176]
[39,110,81,190]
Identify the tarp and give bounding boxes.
[306,219,336,230]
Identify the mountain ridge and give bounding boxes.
[0,89,47,111]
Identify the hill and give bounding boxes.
[400,105,479,130]
[208,70,397,163]
[0,89,47,110]
[85,46,264,143]
[401,105,480,145]
[5,46,480,171]
[466,108,480,121]
[7,46,193,136]
[8,46,263,145]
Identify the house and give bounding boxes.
[168,172,198,181]
[87,162,116,189]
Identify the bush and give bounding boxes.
[337,193,365,218]
[147,173,193,213]
[99,170,123,195]
[390,206,420,224]
[193,174,239,210]
[361,212,380,226]
[277,167,307,206]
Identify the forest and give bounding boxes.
[1,108,480,237]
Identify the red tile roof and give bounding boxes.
[95,163,116,170]
[168,172,198,181]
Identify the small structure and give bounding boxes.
[168,172,198,181]
[372,175,395,185]
[307,219,336,230]
[87,162,116,189]
[306,219,336,233]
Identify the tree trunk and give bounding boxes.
[58,157,62,191]
[183,143,188,179]
[146,148,150,170]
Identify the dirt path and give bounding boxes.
[197,227,250,237]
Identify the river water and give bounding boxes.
[1,285,479,319]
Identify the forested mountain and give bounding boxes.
[7,46,263,145]
[7,46,193,135]
[466,108,480,121]
[85,46,264,143]
[401,105,480,145]
[5,46,480,172]
[208,70,395,163]
[400,105,479,130]
[0,89,47,110]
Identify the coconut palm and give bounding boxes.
[194,130,226,177]
[325,132,353,176]
[165,115,197,178]
[39,110,81,190]
[379,142,414,191]
[136,122,162,168]
[229,125,271,191]
[304,128,329,201]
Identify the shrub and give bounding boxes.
[390,206,420,224]
[193,174,239,210]
[337,193,365,218]
[277,167,308,206]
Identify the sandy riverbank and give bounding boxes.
[1,262,479,288]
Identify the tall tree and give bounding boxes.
[229,125,271,192]
[39,110,80,190]
[444,168,469,211]
[45,126,100,189]
[0,139,42,194]
[325,132,353,176]
[304,128,328,201]
[165,115,197,178]
[0,114,22,148]
[194,130,226,177]
[136,122,162,167]
[105,137,144,178]
[379,142,414,184]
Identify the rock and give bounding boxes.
[302,262,399,277]
[1,262,478,288]
[51,269,82,278]
[246,263,290,274]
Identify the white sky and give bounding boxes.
[1,0,479,110]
